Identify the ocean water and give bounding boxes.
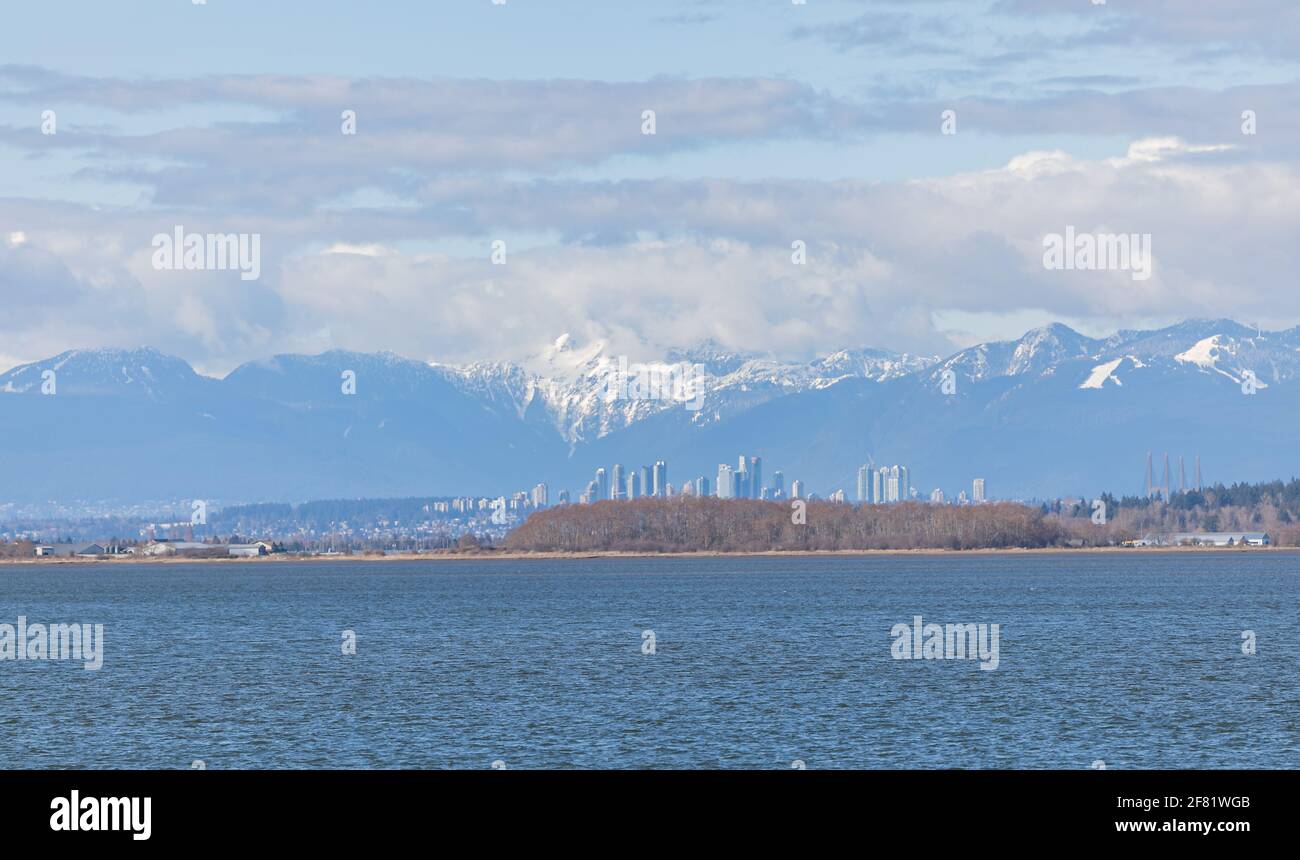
[1,553,1296,769]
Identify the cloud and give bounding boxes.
[4,65,1298,219]
[995,0,1300,60]
[791,10,968,56]
[0,67,870,209]
[5,133,1299,374]
[2,55,1298,373]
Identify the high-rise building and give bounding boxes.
[642,466,653,498]
[875,464,912,503]
[930,488,944,504]
[626,472,640,500]
[749,456,762,499]
[531,482,549,508]
[717,464,734,499]
[772,471,785,497]
[557,490,570,505]
[791,479,805,499]
[697,476,710,498]
[856,465,871,502]
[736,455,749,500]
[830,489,846,503]
[611,464,625,500]
[886,466,901,503]
[653,460,668,497]
[596,468,609,502]
[973,478,986,503]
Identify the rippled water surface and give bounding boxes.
[2,553,1296,769]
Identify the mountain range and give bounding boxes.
[0,319,1293,506]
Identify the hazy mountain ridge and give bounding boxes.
[0,347,217,399]
[0,319,1295,503]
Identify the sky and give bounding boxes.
[3,0,1300,374]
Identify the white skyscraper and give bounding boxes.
[973,478,986,503]
[717,464,734,499]
[886,466,901,503]
[876,464,911,503]
[653,460,668,497]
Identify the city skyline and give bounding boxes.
[562,455,992,511]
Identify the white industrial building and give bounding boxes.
[1140,532,1271,547]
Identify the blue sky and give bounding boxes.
[3,0,1300,372]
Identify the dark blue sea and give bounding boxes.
[1,553,1296,769]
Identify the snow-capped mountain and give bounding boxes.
[928,319,1300,392]
[935,322,1099,383]
[431,334,935,447]
[0,347,216,399]
[1,320,1297,504]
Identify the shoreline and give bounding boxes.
[3,545,1297,565]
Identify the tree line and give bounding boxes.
[1051,479,1300,546]
[505,497,1060,552]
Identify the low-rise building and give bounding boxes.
[1142,532,1271,547]
[139,540,214,556]
[48,543,108,558]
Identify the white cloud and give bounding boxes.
[4,106,1300,372]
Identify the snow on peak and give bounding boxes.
[1175,335,1227,369]
[1080,357,1125,390]
[432,337,934,446]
